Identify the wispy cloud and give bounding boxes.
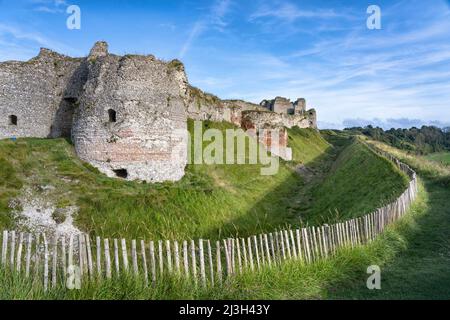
[0,23,80,60]
[179,0,232,58]
[30,0,67,14]
[249,3,348,22]
[195,0,450,129]
[179,21,205,59]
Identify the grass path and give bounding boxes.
[330,146,450,299]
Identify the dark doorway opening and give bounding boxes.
[113,169,128,179]
[108,109,117,123]
[9,115,17,126]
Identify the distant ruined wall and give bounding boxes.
[186,86,265,126]
[241,110,316,130]
[72,42,188,182]
[185,86,317,131]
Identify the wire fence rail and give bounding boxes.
[0,145,418,291]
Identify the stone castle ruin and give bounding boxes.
[0,41,317,182]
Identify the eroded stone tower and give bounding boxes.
[72,42,188,182]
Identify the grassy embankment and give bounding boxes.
[425,152,450,166]
[0,121,406,240]
[0,125,419,299]
[329,140,450,299]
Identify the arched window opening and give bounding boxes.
[108,109,117,123]
[9,115,17,126]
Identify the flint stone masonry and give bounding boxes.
[0,41,188,183]
[0,48,86,139]
[186,86,266,127]
[0,41,318,181]
[241,109,317,130]
[72,42,188,182]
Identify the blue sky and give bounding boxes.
[1,0,449,129]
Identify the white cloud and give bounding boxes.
[31,0,67,14]
[250,3,346,22]
[0,23,80,61]
[179,0,232,58]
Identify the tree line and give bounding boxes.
[344,125,450,155]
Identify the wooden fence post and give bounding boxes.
[295,229,302,262]
[236,238,242,274]
[43,234,49,292]
[51,235,58,288]
[68,234,74,272]
[78,234,84,277]
[284,230,292,259]
[174,240,181,275]
[223,239,231,276]
[264,234,271,266]
[241,238,248,269]
[16,232,24,273]
[25,234,32,277]
[85,235,93,278]
[10,230,15,270]
[253,236,260,270]
[199,239,206,287]
[149,241,156,285]
[114,239,120,276]
[2,230,8,266]
[183,240,189,279]
[207,240,214,285]
[259,234,265,265]
[121,238,129,273]
[279,231,286,260]
[104,239,111,279]
[158,240,164,276]
[141,240,149,286]
[269,233,276,265]
[166,240,172,274]
[247,237,254,271]
[216,241,222,284]
[96,236,101,277]
[190,240,197,285]
[132,239,138,275]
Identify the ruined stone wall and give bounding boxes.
[71,42,188,182]
[0,49,86,139]
[186,86,266,126]
[241,109,317,130]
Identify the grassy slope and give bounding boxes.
[299,136,409,225]
[4,177,447,300]
[0,122,408,243]
[425,152,450,166]
[329,141,450,299]
[0,121,333,241]
[0,126,429,299]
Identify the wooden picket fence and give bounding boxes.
[0,145,418,291]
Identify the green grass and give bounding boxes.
[1,132,446,300]
[3,178,447,300]
[425,152,450,166]
[0,122,407,242]
[0,121,333,241]
[329,142,450,299]
[302,138,410,225]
